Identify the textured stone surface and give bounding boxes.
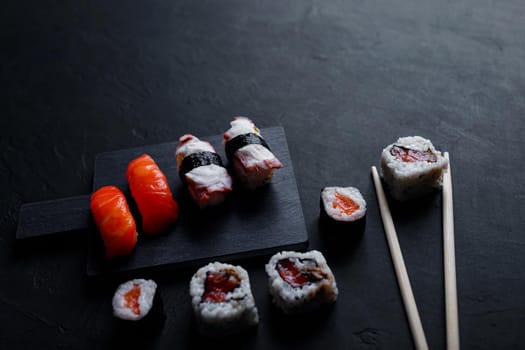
[1,0,525,348]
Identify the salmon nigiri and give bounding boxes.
[126,154,179,234]
[90,186,138,258]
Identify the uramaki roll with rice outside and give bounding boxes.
[189,262,259,336]
[265,250,338,314]
[380,136,448,201]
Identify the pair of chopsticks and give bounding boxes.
[371,152,459,350]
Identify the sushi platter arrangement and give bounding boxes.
[113,249,338,335]
[87,120,307,276]
[16,119,458,344]
[17,118,308,276]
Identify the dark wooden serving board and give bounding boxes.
[15,195,91,239]
[87,126,307,275]
[17,127,308,275]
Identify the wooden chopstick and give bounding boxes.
[443,152,460,350]
[371,166,429,350]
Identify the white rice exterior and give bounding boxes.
[189,262,259,335]
[112,279,157,321]
[223,117,282,190]
[175,134,233,207]
[265,250,338,314]
[380,136,448,201]
[321,186,367,222]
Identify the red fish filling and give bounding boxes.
[333,192,359,216]
[124,284,141,315]
[202,270,241,303]
[390,145,437,163]
[276,258,326,288]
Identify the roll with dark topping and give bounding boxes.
[265,250,338,314]
[380,136,448,201]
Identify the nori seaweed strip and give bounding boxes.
[224,133,271,160]
[179,151,224,182]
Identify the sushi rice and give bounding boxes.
[223,117,282,190]
[265,250,338,314]
[112,279,157,321]
[320,186,367,223]
[190,262,259,336]
[176,134,233,208]
[380,136,448,201]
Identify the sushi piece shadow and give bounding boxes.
[317,218,365,263]
[186,319,259,349]
[84,260,197,286]
[266,303,335,344]
[387,190,441,225]
[177,189,233,237]
[177,182,280,237]
[109,292,166,348]
[14,228,88,257]
[233,184,276,216]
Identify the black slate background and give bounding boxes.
[1,0,524,349]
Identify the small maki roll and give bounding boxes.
[176,135,233,208]
[112,279,158,321]
[223,117,283,189]
[265,250,338,314]
[189,262,259,336]
[320,186,366,232]
[380,136,448,201]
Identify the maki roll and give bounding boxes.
[176,134,233,208]
[320,186,366,232]
[380,136,448,201]
[90,186,137,259]
[223,117,283,189]
[189,262,259,336]
[126,154,179,234]
[112,279,158,321]
[265,251,338,314]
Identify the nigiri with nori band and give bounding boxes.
[223,117,282,190]
[90,186,138,259]
[126,154,179,234]
[175,134,232,208]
